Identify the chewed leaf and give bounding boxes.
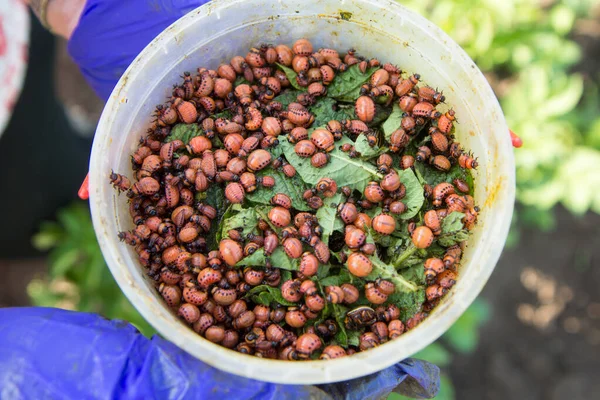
[221,204,259,239]
[316,193,345,245]
[438,229,469,247]
[246,168,310,211]
[279,136,382,192]
[442,212,465,233]
[396,168,425,220]
[309,97,356,128]
[386,289,426,322]
[355,134,388,159]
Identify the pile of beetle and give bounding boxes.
[110,39,479,360]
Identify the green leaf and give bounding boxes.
[437,211,469,247]
[203,184,226,250]
[309,97,356,128]
[365,250,419,292]
[382,103,403,141]
[279,136,382,192]
[370,104,393,128]
[246,285,298,307]
[332,304,349,347]
[442,212,465,234]
[317,263,332,280]
[320,269,353,287]
[245,168,311,211]
[212,110,234,120]
[234,76,251,86]
[237,247,299,271]
[347,330,361,347]
[354,134,386,159]
[414,163,474,194]
[276,64,306,91]
[438,230,469,247]
[316,193,345,245]
[221,204,259,239]
[396,168,425,220]
[327,64,380,102]
[273,89,302,107]
[166,123,203,144]
[387,289,426,322]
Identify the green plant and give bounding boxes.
[29,202,155,336]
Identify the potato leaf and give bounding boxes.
[347,330,362,347]
[212,110,234,120]
[316,193,345,245]
[320,268,353,286]
[382,103,403,141]
[415,163,474,195]
[309,97,356,128]
[246,285,297,307]
[203,184,226,250]
[221,204,259,239]
[386,289,426,322]
[273,89,302,107]
[396,168,425,220]
[354,134,387,159]
[276,64,306,91]
[332,304,349,347]
[438,229,470,247]
[370,104,393,128]
[246,168,310,211]
[442,212,465,233]
[279,136,382,192]
[437,212,469,247]
[236,247,299,271]
[234,76,251,87]
[317,263,331,280]
[365,248,419,292]
[327,65,380,102]
[167,123,202,144]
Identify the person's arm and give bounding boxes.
[27,0,85,38]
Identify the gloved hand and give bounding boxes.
[0,307,439,399]
[68,0,211,101]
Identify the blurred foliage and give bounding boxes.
[29,202,156,337]
[400,0,600,230]
[389,299,490,400]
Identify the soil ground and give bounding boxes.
[450,207,600,400]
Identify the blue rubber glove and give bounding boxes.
[68,0,208,101]
[0,308,438,399]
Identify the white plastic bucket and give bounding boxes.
[89,0,515,384]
